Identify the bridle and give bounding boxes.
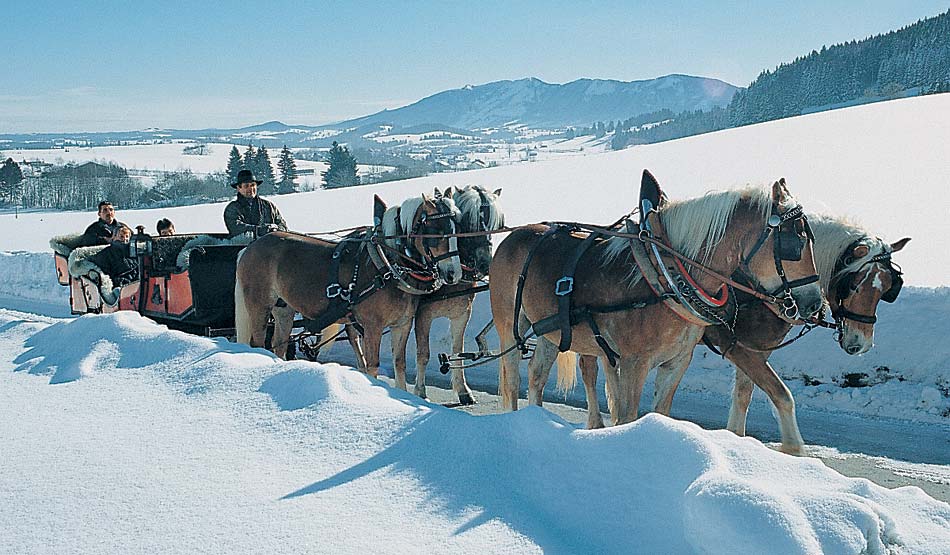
[734,203,819,320]
[829,240,903,326]
[405,197,461,274]
[457,187,501,280]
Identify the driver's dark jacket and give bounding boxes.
[223,195,288,238]
[80,218,126,247]
[89,241,139,287]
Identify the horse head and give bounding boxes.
[828,236,909,355]
[448,185,504,279]
[406,193,462,285]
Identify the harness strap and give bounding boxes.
[513,225,561,353]
[556,229,600,352]
[418,283,489,305]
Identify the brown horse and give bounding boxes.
[411,185,504,405]
[657,215,909,454]
[567,214,909,455]
[490,178,824,426]
[235,193,461,388]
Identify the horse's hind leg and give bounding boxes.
[412,310,434,399]
[653,348,695,415]
[727,368,755,436]
[449,302,476,405]
[390,322,412,391]
[725,347,805,455]
[579,355,605,429]
[270,304,297,360]
[527,337,558,406]
[235,275,270,348]
[497,312,530,412]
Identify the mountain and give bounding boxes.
[332,75,739,130]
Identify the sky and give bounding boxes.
[3,0,949,133]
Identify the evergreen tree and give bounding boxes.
[254,146,276,194]
[321,141,359,189]
[0,158,24,204]
[226,146,244,183]
[276,145,299,194]
[242,143,258,177]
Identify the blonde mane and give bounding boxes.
[807,213,889,294]
[602,186,776,284]
[454,185,504,231]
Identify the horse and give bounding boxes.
[566,214,909,455]
[411,185,504,405]
[235,193,462,389]
[490,176,824,427]
[660,215,909,453]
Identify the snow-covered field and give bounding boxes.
[2,95,950,553]
[5,142,387,191]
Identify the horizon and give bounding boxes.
[3,1,948,133]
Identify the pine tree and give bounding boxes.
[321,141,359,189]
[0,158,25,204]
[226,146,243,183]
[276,145,298,194]
[243,144,258,177]
[254,147,276,194]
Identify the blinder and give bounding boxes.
[881,263,903,303]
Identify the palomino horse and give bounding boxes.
[490,178,824,426]
[648,215,910,454]
[235,193,461,388]
[411,185,504,405]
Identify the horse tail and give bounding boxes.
[555,350,578,393]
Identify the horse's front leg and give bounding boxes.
[270,304,297,360]
[450,301,476,405]
[613,356,652,425]
[389,322,412,391]
[361,325,383,379]
[412,310,434,399]
[343,323,367,371]
[653,347,696,416]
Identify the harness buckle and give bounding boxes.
[326,283,342,298]
[554,276,574,296]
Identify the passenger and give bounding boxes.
[80,201,127,246]
[156,218,175,236]
[223,169,288,238]
[89,224,139,287]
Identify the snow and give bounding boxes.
[2,309,949,554]
[2,94,950,552]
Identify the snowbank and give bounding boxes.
[2,310,948,554]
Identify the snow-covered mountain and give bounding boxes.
[335,75,739,130]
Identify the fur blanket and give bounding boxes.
[175,234,251,269]
[67,245,119,305]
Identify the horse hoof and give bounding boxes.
[457,392,476,406]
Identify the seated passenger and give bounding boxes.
[89,225,139,287]
[157,218,175,236]
[80,201,127,247]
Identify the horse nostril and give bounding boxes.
[846,345,861,355]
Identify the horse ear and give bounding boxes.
[771,178,791,204]
[640,169,664,210]
[890,237,911,252]
[373,195,387,226]
[433,187,442,199]
[443,187,453,198]
[493,188,502,197]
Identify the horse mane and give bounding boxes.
[454,185,504,231]
[381,198,417,248]
[807,213,889,294]
[602,186,775,285]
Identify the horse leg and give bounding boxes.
[270,304,296,360]
[412,310,433,399]
[497,313,530,412]
[234,277,270,348]
[343,324,367,371]
[724,347,805,456]
[527,337,559,407]
[389,322,412,391]
[727,368,755,436]
[613,356,653,425]
[579,354,604,429]
[361,326,383,379]
[652,348,695,415]
[449,303,476,405]
[603,359,621,425]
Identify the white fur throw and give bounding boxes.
[176,234,251,269]
[50,232,87,257]
[67,245,119,305]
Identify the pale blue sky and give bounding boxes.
[3,1,948,132]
